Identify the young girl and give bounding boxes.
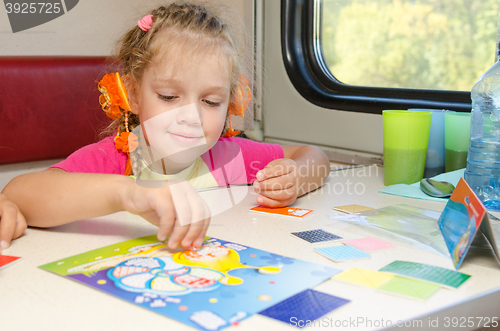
[2,2,330,251]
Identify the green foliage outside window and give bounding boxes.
[321,0,500,91]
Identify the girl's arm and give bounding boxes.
[2,169,128,227]
[252,144,330,207]
[1,169,209,249]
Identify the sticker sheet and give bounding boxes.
[291,230,343,245]
[332,267,440,300]
[377,276,440,300]
[332,267,394,288]
[259,289,350,327]
[314,245,371,262]
[379,261,470,289]
[40,235,340,331]
[342,237,396,252]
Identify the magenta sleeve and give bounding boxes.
[48,137,127,174]
[223,137,284,183]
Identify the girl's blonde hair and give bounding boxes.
[111,1,249,135]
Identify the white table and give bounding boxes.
[1,165,499,331]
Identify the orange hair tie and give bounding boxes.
[115,132,138,153]
[222,73,252,138]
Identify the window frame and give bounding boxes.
[281,0,472,114]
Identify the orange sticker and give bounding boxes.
[249,205,313,218]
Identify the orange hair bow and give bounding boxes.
[97,72,137,176]
[97,72,131,120]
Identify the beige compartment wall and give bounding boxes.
[0,0,249,56]
[261,0,383,157]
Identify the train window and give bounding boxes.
[322,0,498,91]
[281,0,500,114]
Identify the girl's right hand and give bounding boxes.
[0,193,27,251]
[118,179,210,250]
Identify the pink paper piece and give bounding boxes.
[342,237,396,252]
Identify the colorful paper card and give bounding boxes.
[332,204,375,214]
[314,245,370,262]
[0,255,21,271]
[438,178,500,269]
[377,276,440,300]
[40,236,340,331]
[332,267,394,288]
[259,289,350,327]
[291,229,342,245]
[342,237,396,252]
[250,205,313,218]
[379,261,470,289]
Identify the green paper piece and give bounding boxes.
[377,277,440,300]
[380,261,470,289]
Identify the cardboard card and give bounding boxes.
[438,178,500,269]
[250,205,313,218]
[0,255,22,271]
[479,216,500,263]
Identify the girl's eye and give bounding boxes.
[204,99,221,107]
[158,94,177,101]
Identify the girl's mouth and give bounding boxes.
[168,132,203,144]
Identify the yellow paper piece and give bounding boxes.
[332,267,394,288]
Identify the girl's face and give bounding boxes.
[130,49,231,173]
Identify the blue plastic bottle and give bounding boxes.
[464,60,500,210]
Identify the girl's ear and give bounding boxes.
[124,75,139,115]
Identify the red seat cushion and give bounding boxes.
[0,56,113,165]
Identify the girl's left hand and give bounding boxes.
[252,158,301,207]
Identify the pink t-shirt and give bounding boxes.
[50,137,284,185]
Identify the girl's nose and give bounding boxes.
[176,103,202,125]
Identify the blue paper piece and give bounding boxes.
[378,168,464,202]
[314,245,371,262]
[259,289,350,328]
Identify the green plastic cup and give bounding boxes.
[383,110,432,185]
[445,112,471,172]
